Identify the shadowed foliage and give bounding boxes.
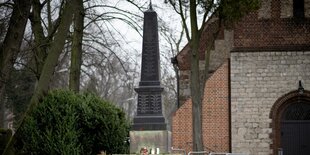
[14,90,129,155]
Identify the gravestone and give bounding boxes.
[130,3,171,154]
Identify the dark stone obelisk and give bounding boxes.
[132,4,166,131]
[130,4,171,153]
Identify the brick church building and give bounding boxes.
[171,0,310,155]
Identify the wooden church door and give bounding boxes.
[281,102,310,155]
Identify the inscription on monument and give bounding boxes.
[137,94,162,115]
[140,11,159,82]
[141,46,157,79]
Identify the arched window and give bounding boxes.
[282,102,310,120]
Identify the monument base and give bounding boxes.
[132,116,166,130]
[130,130,171,154]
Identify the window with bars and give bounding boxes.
[282,102,310,120]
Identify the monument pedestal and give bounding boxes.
[130,130,171,154]
[132,116,166,130]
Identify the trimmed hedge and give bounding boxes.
[15,90,129,155]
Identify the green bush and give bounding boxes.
[15,90,129,155]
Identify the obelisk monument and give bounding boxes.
[130,2,171,154]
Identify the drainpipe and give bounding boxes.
[228,58,232,153]
[171,56,180,108]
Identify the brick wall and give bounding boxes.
[230,51,310,155]
[202,61,230,152]
[171,99,193,153]
[234,0,310,50]
[178,30,232,105]
[172,61,230,153]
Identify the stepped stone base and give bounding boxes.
[132,116,166,130]
[130,130,171,154]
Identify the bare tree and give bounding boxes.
[3,0,76,153]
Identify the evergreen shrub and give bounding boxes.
[16,90,129,155]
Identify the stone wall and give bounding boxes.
[179,70,191,104]
[230,51,310,155]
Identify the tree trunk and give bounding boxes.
[29,0,75,108]
[189,0,204,152]
[0,0,31,129]
[2,0,76,154]
[69,0,84,92]
[29,0,48,79]
[0,94,5,128]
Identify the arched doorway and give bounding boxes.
[270,90,310,155]
[281,101,310,154]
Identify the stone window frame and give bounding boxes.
[258,0,272,19]
[281,0,310,18]
[281,0,294,18]
[269,90,310,155]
